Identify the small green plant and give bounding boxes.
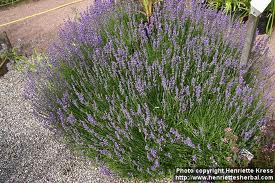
[0,0,22,7]
[0,47,47,72]
[0,48,27,71]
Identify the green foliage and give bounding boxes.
[24,0,272,181]
[0,47,46,72]
[206,0,275,34]
[0,0,22,7]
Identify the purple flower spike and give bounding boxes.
[170,128,182,140]
[192,155,197,162]
[236,86,242,96]
[244,130,253,141]
[76,92,85,104]
[151,159,160,171]
[87,113,97,125]
[183,137,196,148]
[99,149,109,156]
[147,148,158,161]
[150,148,157,157]
[100,166,112,176]
[67,113,76,124]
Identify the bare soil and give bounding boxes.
[0,0,91,56]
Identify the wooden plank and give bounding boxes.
[240,14,259,67]
[0,31,12,77]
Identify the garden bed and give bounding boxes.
[22,0,274,181]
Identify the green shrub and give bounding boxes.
[24,0,274,181]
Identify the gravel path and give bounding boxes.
[0,70,128,183]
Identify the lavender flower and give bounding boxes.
[236,86,242,96]
[99,149,110,156]
[244,130,253,141]
[76,92,85,104]
[147,148,158,161]
[170,128,182,141]
[87,113,97,125]
[192,155,197,162]
[24,0,271,178]
[67,113,76,124]
[100,166,112,176]
[150,148,158,158]
[151,159,160,171]
[183,137,196,148]
[101,139,108,146]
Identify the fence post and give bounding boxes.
[240,14,259,67]
[240,0,272,67]
[0,32,12,52]
[0,32,12,77]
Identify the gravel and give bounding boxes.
[0,69,134,183]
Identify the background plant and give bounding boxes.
[0,47,41,72]
[205,0,275,34]
[24,0,273,181]
[0,0,22,7]
[138,0,162,20]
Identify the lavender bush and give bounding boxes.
[24,0,274,180]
